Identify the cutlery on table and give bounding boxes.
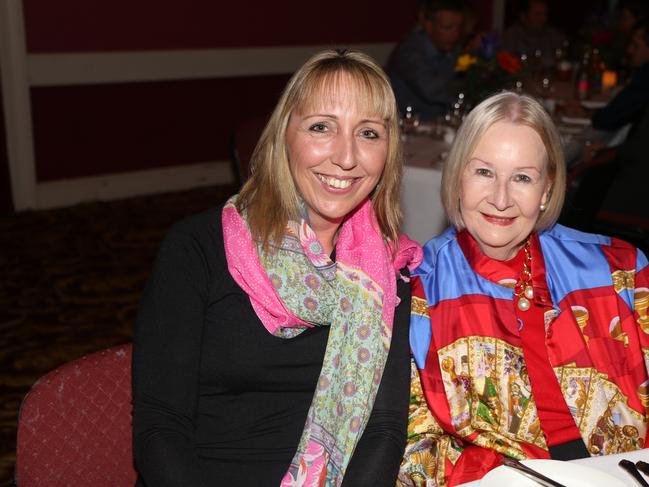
[503,457,567,487]
[636,461,649,477]
[619,459,649,487]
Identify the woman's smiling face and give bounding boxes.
[286,75,388,244]
[460,121,551,260]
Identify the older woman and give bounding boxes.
[398,92,649,486]
[132,49,421,487]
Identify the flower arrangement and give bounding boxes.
[576,10,618,70]
[455,33,527,106]
[455,53,478,72]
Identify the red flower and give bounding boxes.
[497,51,521,74]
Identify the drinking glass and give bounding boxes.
[400,105,419,139]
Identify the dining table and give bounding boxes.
[458,448,649,486]
[532,76,630,161]
[400,128,450,244]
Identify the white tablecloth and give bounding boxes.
[400,134,449,244]
[458,448,649,486]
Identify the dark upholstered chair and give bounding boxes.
[229,115,268,187]
[16,344,135,486]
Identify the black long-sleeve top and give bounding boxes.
[132,206,411,486]
[592,62,649,135]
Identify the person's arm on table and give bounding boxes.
[592,78,649,131]
[132,222,212,487]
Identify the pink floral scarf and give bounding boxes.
[222,195,421,486]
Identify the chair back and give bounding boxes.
[16,344,136,486]
[229,115,268,186]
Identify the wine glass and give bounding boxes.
[400,105,420,140]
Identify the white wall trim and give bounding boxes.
[28,43,396,87]
[35,160,234,210]
[0,0,37,210]
[7,41,394,211]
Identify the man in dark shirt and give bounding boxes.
[502,0,566,70]
[387,0,464,120]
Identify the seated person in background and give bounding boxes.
[592,17,649,134]
[398,92,649,486]
[132,49,422,487]
[618,0,649,38]
[502,0,566,69]
[597,96,649,225]
[562,18,649,229]
[595,20,649,226]
[608,0,649,74]
[562,17,649,158]
[387,0,464,120]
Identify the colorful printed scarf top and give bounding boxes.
[222,196,421,487]
[399,225,649,487]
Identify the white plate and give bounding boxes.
[581,100,607,109]
[480,459,628,486]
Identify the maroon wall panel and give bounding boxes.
[24,1,417,53]
[31,76,290,181]
[25,1,424,182]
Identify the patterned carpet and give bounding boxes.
[0,184,237,486]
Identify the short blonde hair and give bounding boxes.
[236,49,402,248]
[442,91,566,230]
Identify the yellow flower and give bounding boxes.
[455,54,477,72]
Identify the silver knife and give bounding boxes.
[503,457,568,487]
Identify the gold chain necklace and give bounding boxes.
[513,238,533,311]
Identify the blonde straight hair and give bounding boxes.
[236,49,403,249]
[442,91,566,230]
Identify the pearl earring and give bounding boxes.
[540,203,547,211]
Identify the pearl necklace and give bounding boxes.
[514,238,533,311]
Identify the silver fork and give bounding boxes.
[503,457,568,487]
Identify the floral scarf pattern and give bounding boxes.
[222,195,421,486]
